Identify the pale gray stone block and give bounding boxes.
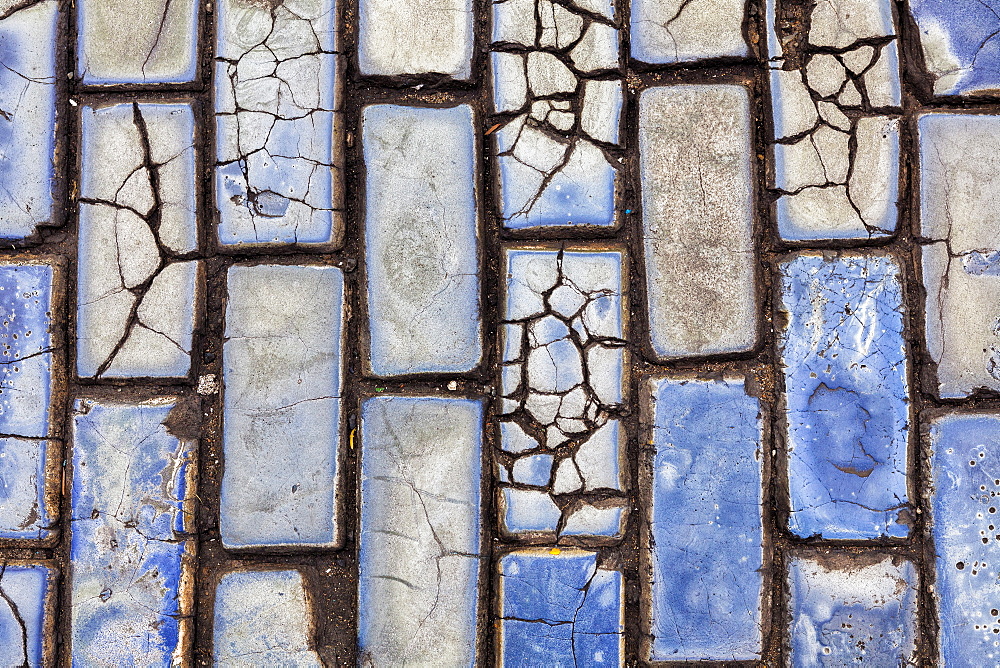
[358,0,472,77]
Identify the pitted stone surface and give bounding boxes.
[362,104,482,376]
[77,102,199,379]
[631,0,747,64]
[221,264,344,548]
[358,396,483,666]
[645,375,763,661]
[70,399,196,666]
[638,84,756,359]
[359,0,472,77]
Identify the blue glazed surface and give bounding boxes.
[0,564,50,667]
[788,554,918,665]
[910,0,1000,95]
[779,253,910,539]
[0,2,57,239]
[929,414,1000,666]
[71,400,194,666]
[647,375,763,661]
[499,549,622,666]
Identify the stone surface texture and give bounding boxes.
[358,396,483,666]
[631,0,747,64]
[362,104,482,376]
[215,0,344,247]
[70,399,196,666]
[221,264,344,548]
[645,375,764,662]
[638,84,756,359]
[77,102,199,379]
[358,0,472,77]
[910,0,1000,96]
[779,253,910,539]
[0,564,51,667]
[919,113,1000,398]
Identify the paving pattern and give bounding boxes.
[1,0,1000,665]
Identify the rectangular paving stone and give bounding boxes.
[221,264,344,549]
[491,0,622,229]
[362,104,481,376]
[77,102,199,379]
[787,553,918,665]
[71,399,196,665]
[631,0,747,64]
[779,253,910,539]
[498,548,623,666]
[215,0,344,247]
[498,247,628,540]
[910,0,1000,96]
[919,113,1000,398]
[0,263,56,540]
[928,413,1000,664]
[77,0,198,84]
[0,1,58,239]
[0,564,54,667]
[638,84,756,359]
[359,0,472,77]
[644,374,764,662]
[768,0,901,241]
[358,396,483,666]
[214,569,322,666]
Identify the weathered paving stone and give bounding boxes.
[631,0,747,64]
[70,399,196,665]
[491,0,622,228]
[0,564,53,667]
[918,113,1000,398]
[779,253,910,539]
[214,569,322,666]
[498,548,623,665]
[910,0,1000,97]
[358,0,472,77]
[927,413,1000,664]
[221,264,344,549]
[0,1,58,239]
[644,374,764,662]
[498,248,628,541]
[638,85,756,359]
[77,102,199,379]
[362,105,482,376]
[215,0,344,247]
[358,396,483,665]
[77,0,197,84]
[767,0,901,241]
[0,263,56,540]
[787,553,918,664]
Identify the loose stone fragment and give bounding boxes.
[638,85,756,359]
[71,399,196,666]
[918,113,1000,398]
[928,414,1000,664]
[779,253,910,539]
[0,564,53,667]
[787,554,918,664]
[0,1,58,239]
[631,0,747,63]
[359,396,483,666]
[362,105,481,376]
[491,0,623,228]
[645,375,763,661]
[499,248,628,540]
[77,0,197,84]
[214,570,322,666]
[910,0,1000,96]
[0,263,55,540]
[215,0,344,247]
[359,0,472,77]
[221,265,344,548]
[77,102,199,378]
[498,549,623,665]
[767,0,901,241]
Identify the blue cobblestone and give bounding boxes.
[0,564,51,667]
[779,253,910,539]
[910,0,1000,97]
